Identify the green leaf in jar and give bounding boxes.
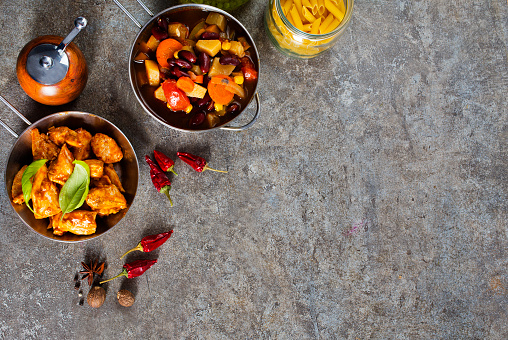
[59,160,91,219]
[21,159,48,213]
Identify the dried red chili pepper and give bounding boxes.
[177,152,228,173]
[120,230,174,259]
[145,155,173,206]
[99,259,157,284]
[154,150,178,176]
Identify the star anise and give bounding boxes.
[80,260,105,286]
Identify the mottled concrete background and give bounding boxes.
[0,0,506,339]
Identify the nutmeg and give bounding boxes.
[117,289,135,307]
[87,286,106,308]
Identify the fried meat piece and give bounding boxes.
[31,128,59,161]
[91,175,112,188]
[31,164,61,219]
[86,184,127,216]
[11,165,28,204]
[103,164,125,192]
[48,144,75,185]
[71,128,93,160]
[47,126,74,146]
[50,210,98,236]
[91,133,123,163]
[84,159,104,178]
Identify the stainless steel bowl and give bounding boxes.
[4,111,139,242]
[127,4,260,132]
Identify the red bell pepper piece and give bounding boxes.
[162,79,190,111]
[240,57,258,81]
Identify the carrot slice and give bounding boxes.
[207,75,234,105]
[156,38,183,69]
[177,77,195,93]
[194,75,204,84]
[209,75,245,98]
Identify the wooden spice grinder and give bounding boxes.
[16,17,88,106]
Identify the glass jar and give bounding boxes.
[264,0,353,58]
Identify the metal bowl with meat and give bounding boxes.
[5,111,138,243]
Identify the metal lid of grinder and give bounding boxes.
[17,17,89,106]
[26,17,87,85]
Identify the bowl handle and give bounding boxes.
[0,94,32,138]
[220,92,260,131]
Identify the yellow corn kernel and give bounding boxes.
[222,40,231,51]
[185,104,193,113]
[234,75,244,85]
[214,103,224,112]
[174,51,180,59]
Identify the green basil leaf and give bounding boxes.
[59,160,90,218]
[21,159,47,213]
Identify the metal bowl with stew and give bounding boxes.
[128,4,260,132]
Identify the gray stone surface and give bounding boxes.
[0,0,507,338]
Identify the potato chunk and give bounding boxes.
[205,13,226,32]
[145,59,160,87]
[208,57,235,77]
[195,40,221,57]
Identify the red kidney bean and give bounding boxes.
[205,100,215,112]
[170,66,190,78]
[160,69,171,79]
[196,93,211,108]
[198,52,210,74]
[219,55,240,66]
[203,75,210,87]
[174,59,192,69]
[200,32,220,40]
[178,50,197,64]
[157,17,168,32]
[227,103,240,114]
[166,58,177,67]
[151,26,168,41]
[190,112,205,126]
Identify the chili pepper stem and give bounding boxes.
[169,168,178,176]
[120,243,144,259]
[160,186,173,206]
[204,165,228,173]
[99,269,128,284]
